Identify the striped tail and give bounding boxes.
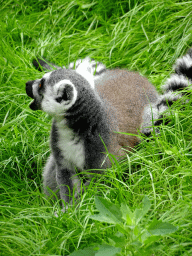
[141,48,192,136]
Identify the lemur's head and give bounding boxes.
[26,65,95,117]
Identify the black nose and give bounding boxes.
[26,80,35,98]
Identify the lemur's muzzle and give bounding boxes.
[26,80,35,98]
[26,80,39,110]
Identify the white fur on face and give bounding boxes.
[43,71,53,80]
[41,79,78,117]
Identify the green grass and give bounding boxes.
[0,0,192,255]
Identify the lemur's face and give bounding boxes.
[26,69,86,117]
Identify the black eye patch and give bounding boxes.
[38,78,45,97]
[39,78,45,89]
[55,97,63,103]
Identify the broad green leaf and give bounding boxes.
[69,246,97,256]
[134,196,151,225]
[120,203,134,225]
[95,245,121,256]
[140,230,151,243]
[90,214,117,224]
[120,196,151,226]
[144,241,163,252]
[130,240,142,249]
[142,235,161,245]
[133,225,140,236]
[108,232,126,248]
[90,197,123,224]
[148,219,178,236]
[142,196,151,215]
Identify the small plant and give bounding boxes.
[69,196,178,256]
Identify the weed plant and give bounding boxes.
[0,0,192,255]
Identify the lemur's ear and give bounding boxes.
[55,80,76,105]
[75,58,95,89]
[33,58,61,72]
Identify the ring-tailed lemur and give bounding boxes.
[26,49,191,209]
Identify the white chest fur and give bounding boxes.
[55,120,85,169]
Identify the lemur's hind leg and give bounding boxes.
[43,153,85,210]
[42,154,60,200]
